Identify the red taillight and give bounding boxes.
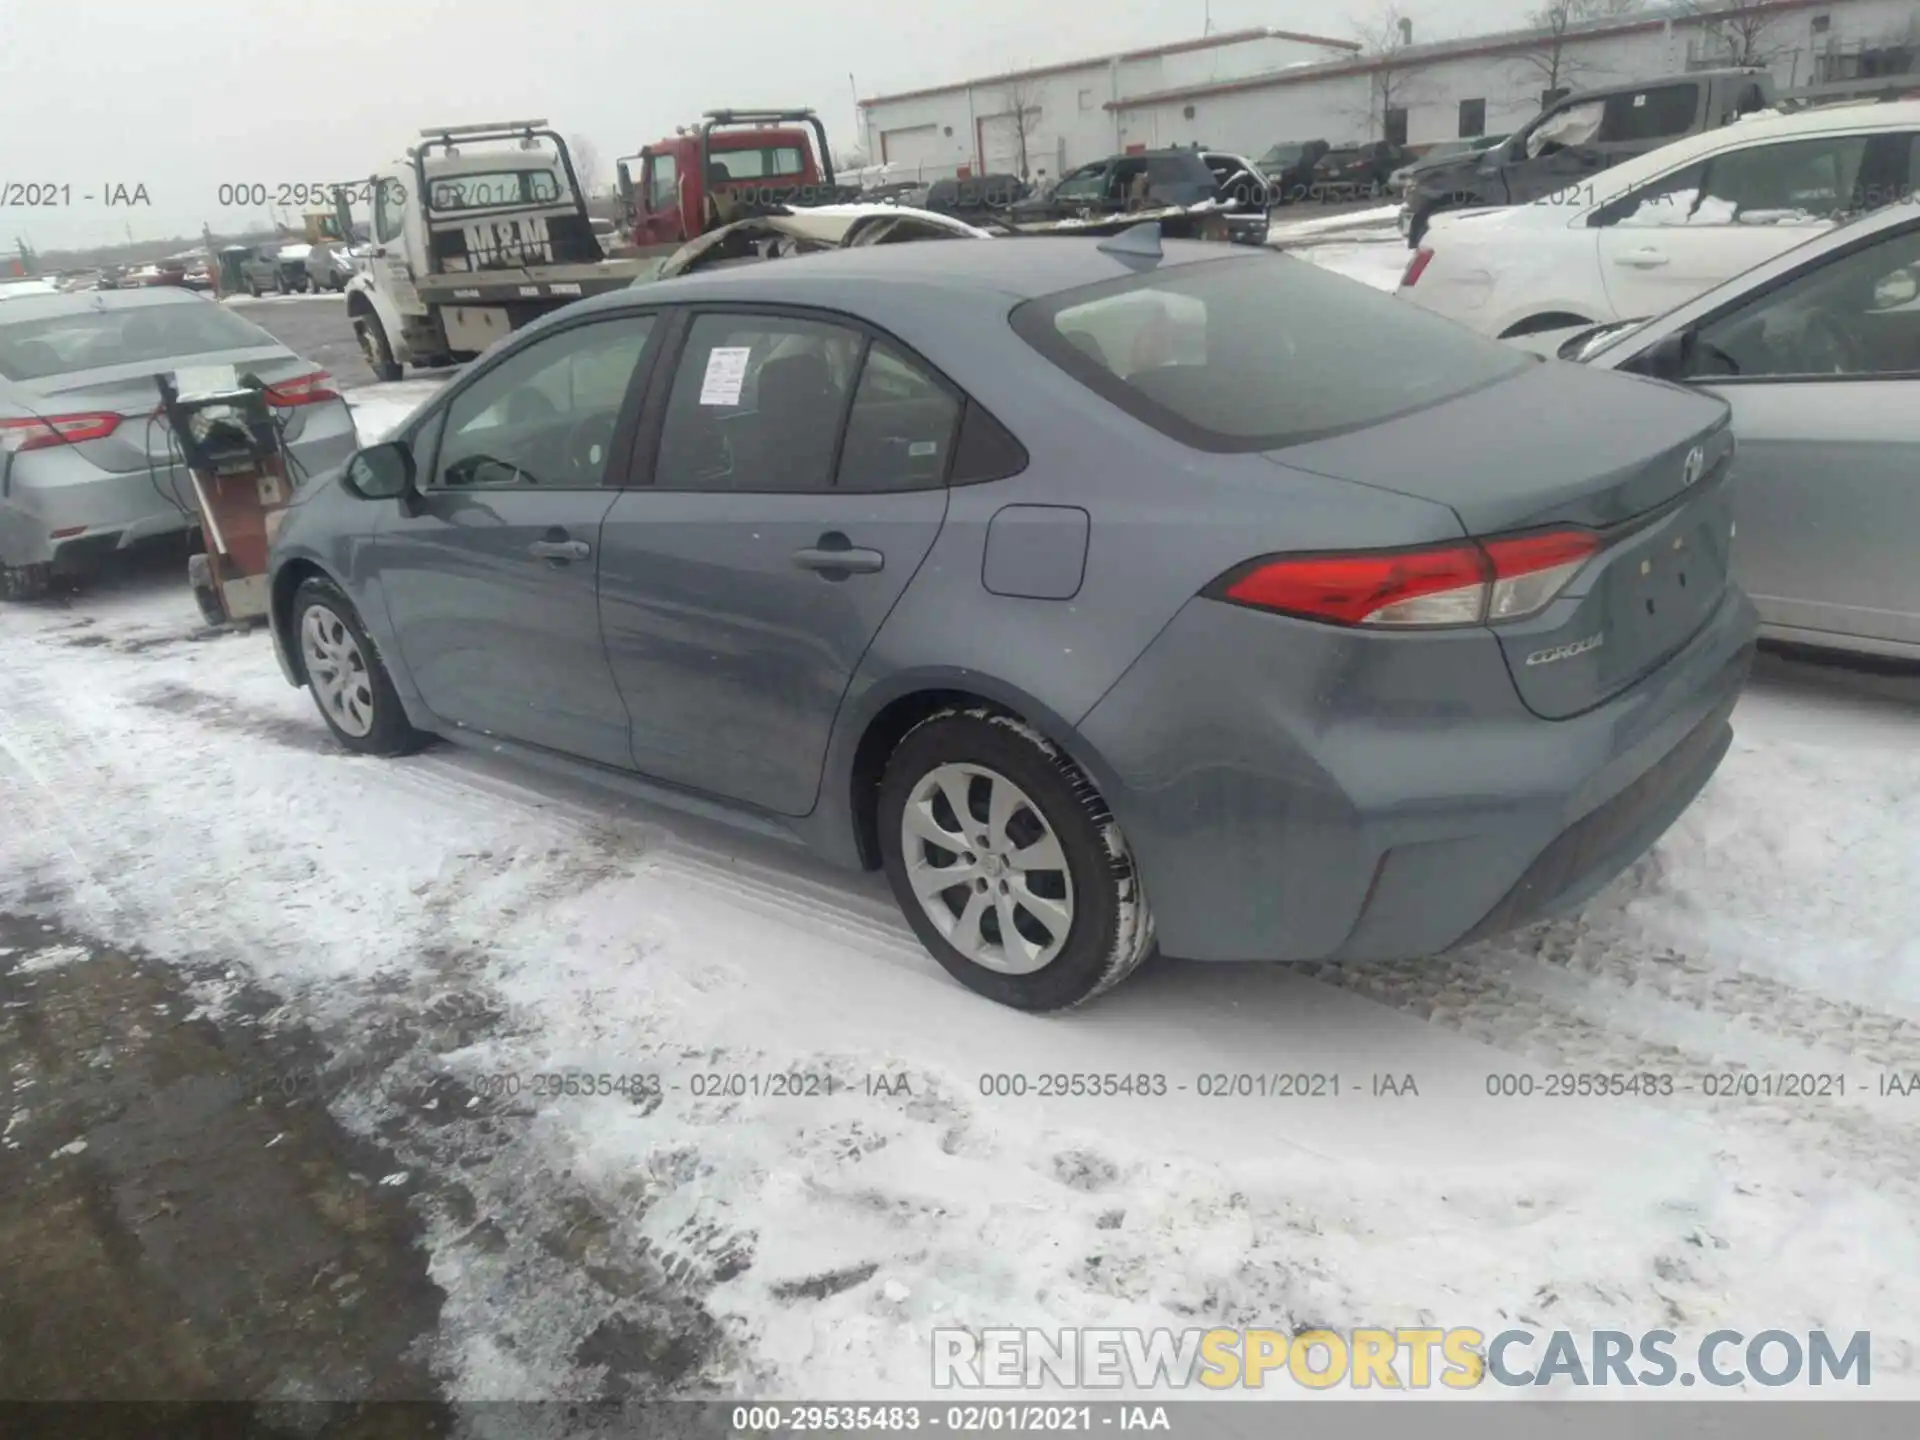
[1400,246,1435,288]
[1216,528,1601,629]
[263,370,340,407]
[0,412,123,454]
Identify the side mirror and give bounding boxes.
[1635,330,1693,382]
[341,440,415,500]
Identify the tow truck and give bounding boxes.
[340,120,660,381]
[615,108,863,254]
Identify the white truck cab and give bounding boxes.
[342,120,654,381]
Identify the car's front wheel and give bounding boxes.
[879,708,1155,1011]
[291,577,427,756]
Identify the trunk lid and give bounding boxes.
[1268,362,1737,718]
[15,349,314,473]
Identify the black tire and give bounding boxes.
[247,278,261,298]
[1,562,51,602]
[289,576,429,757]
[187,553,226,626]
[879,707,1155,1012]
[354,311,403,383]
[275,272,288,295]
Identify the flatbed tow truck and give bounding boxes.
[340,120,659,380]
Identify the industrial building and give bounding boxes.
[856,0,1920,180]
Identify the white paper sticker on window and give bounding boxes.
[699,346,752,406]
[909,441,938,457]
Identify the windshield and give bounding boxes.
[1260,143,1306,165]
[0,299,274,379]
[1012,252,1530,451]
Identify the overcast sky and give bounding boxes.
[0,0,1537,249]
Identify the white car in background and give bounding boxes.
[1396,99,1920,340]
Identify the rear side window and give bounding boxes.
[0,300,274,380]
[1147,156,1212,188]
[1011,254,1531,453]
[1599,84,1700,144]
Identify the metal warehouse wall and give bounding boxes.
[863,0,1920,171]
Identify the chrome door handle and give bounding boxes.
[529,539,590,561]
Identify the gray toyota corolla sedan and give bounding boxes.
[266,231,1757,1011]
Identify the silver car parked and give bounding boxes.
[0,288,359,598]
[1512,201,1920,661]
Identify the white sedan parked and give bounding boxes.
[1396,99,1920,340]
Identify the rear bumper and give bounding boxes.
[1073,586,1758,963]
[0,405,356,570]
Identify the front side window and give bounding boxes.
[1681,222,1920,379]
[652,313,865,492]
[374,177,406,243]
[433,316,654,489]
[1012,253,1531,452]
[646,153,678,214]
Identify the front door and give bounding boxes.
[375,312,661,765]
[1677,219,1920,650]
[599,309,960,816]
[637,150,685,246]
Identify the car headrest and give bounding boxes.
[755,351,833,415]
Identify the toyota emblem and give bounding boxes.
[1681,445,1706,487]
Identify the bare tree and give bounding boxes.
[1513,0,1644,106]
[1346,5,1426,142]
[991,75,1042,180]
[1676,0,1790,68]
[569,134,604,199]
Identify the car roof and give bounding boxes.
[580,234,1256,313]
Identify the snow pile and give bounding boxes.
[0,558,1916,1399]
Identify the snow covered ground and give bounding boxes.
[1,384,1917,1402]
[1270,203,1415,293]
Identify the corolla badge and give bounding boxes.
[1681,445,1706,487]
[1526,632,1605,667]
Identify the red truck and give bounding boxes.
[616,109,862,251]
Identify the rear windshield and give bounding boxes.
[710,146,808,181]
[0,300,273,380]
[1010,253,1531,452]
[427,170,563,211]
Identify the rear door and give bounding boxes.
[1592,130,1908,317]
[1670,216,1920,649]
[374,312,660,766]
[598,307,957,816]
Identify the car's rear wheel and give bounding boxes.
[291,577,427,756]
[247,278,261,298]
[879,708,1155,1011]
[353,312,403,383]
